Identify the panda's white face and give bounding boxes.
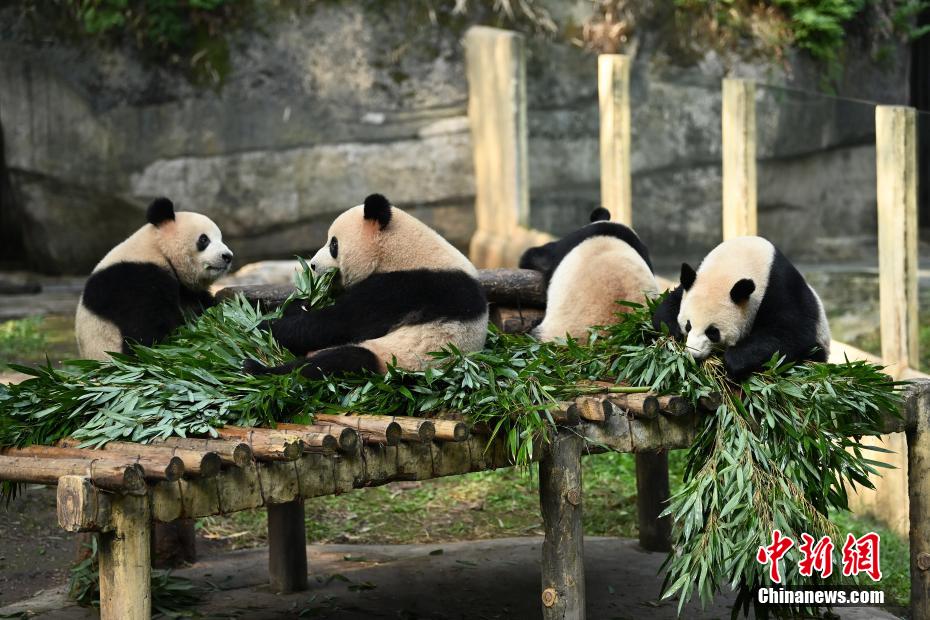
[158,212,233,289]
[309,205,379,287]
[678,294,746,361]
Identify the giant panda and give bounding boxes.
[652,236,830,382]
[244,194,488,378]
[75,198,234,359]
[519,207,657,341]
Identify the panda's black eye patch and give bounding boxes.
[685,321,692,333]
[329,236,338,259]
[705,326,720,343]
[196,234,210,252]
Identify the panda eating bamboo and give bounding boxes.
[244,194,489,379]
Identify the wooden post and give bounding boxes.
[539,431,585,620]
[268,499,308,593]
[877,105,919,372]
[465,26,530,268]
[908,381,930,620]
[98,493,151,620]
[721,78,757,239]
[635,451,671,551]
[598,54,632,226]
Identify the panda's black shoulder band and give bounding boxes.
[147,198,176,227]
[363,193,392,229]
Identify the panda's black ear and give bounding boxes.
[590,207,610,222]
[363,193,392,230]
[147,198,175,227]
[680,263,696,291]
[730,278,756,305]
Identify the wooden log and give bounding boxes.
[540,431,585,620]
[721,78,757,239]
[598,53,633,225]
[635,452,672,552]
[698,392,723,412]
[392,418,436,443]
[550,405,581,427]
[314,414,402,446]
[606,393,660,419]
[59,439,219,478]
[489,305,545,334]
[477,269,547,307]
[572,397,607,422]
[156,436,253,468]
[655,395,694,417]
[104,442,221,478]
[465,26,532,268]
[4,445,183,481]
[57,475,112,532]
[0,454,146,493]
[907,381,930,619]
[98,493,151,620]
[277,423,360,453]
[268,499,309,593]
[432,419,470,442]
[214,427,304,460]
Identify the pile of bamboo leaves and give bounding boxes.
[0,264,902,612]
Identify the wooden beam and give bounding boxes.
[57,475,112,533]
[876,105,919,373]
[156,436,253,468]
[0,454,146,493]
[908,382,930,619]
[98,493,151,620]
[635,452,671,552]
[721,78,757,239]
[540,431,585,620]
[268,499,308,593]
[598,54,632,226]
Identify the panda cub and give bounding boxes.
[244,194,488,378]
[652,236,830,381]
[75,198,233,359]
[519,207,657,341]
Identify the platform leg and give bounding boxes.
[909,384,930,620]
[98,493,151,620]
[268,499,308,593]
[635,451,672,552]
[540,431,585,620]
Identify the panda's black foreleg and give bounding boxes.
[723,326,822,382]
[243,346,383,379]
[651,286,684,339]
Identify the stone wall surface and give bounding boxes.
[0,2,911,273]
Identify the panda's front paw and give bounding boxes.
[723,349,753,383]
[242,358,269,375]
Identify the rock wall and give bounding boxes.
[0,2,911,273]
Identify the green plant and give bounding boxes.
[0,317,46,365]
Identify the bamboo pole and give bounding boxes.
[540,431,585,620]
[156,436,253,467]
[0,454,146,493]
[214,427,304,460]
[721,78,757,239]
[314,414,403,446]
[598,54,633,226]
[3,445,183,481]
[98,493,151,620]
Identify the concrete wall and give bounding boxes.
[0,2,911,273]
